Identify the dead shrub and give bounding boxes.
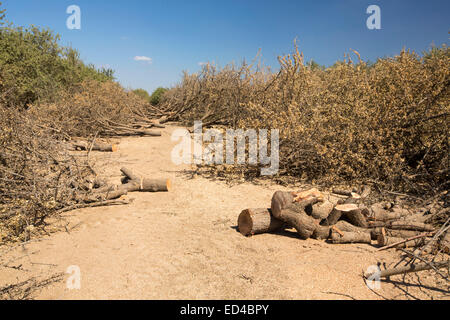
[31,80,155,137]
[159,44,449,195]
[0,104,90,243]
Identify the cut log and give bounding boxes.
[310,200,334,220]
[271,191,330,240]
[334,220,372,235]
[341,205,368,228]
[377,233,427,248]
[72,141,118,152]
[321,204,368,228]
[120,167,171,192]
[140,178,171,192]
[120,167,141,181]
[78,184,129,202]
[343,193,362,205]
[370,228,423,240]
[237,208,285,237]
[388,221,435,232]
[331,188,353,197]
[330,230,372,244]
[320,206,345,226]
[377,232,433,251]
[292,188,324,203]
[368,220,435,232]
[369,203,409,221]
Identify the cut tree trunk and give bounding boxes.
[120,167,171,192]
[140,178,171,192]
[237,208,285,237]
[388,221,435,232]
[120,167,141,181]
[72,141,118,152]
[321,204,368,228]
[370,228,423,240]
[271,191,330,240]
[320,206,345,226]
[331,188,353,197]
[334,221,374,238]
[310,200,334,220]
[368,220,435,232]
[377,233,428,248]
[369,204,410,221]
[330,230,372,244]
[78,184,130,202]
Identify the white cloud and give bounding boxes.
[198,62,207,66]
[134,56,152,63]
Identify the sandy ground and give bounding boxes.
[0,125,448,300]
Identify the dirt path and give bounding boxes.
[0,126,447,300]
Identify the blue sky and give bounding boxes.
[2,0,449,93]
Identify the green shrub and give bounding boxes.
[0,17,114,107]
[133,88,151,102]
[150,87,168,105]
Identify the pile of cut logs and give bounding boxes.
[238,188,450,279]
[238,187,440,249]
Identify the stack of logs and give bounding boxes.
[76,167,171,203]
[238,187,440,251]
